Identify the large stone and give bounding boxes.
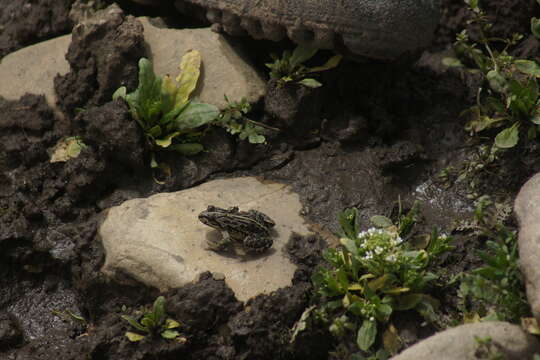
[139,17,266,108]
[392,322,540,360]
[0,16,265,111]
[515,173,540,322]
[0,35,71,110]
[99,177,311,301]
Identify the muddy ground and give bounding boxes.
[1,0,539,359]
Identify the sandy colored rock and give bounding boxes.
[0,35,71,109]
[99,177,312,301]
[0,17,265,112]
[515,172,540,323]
[392,322,540,360]
[139,17,266,109]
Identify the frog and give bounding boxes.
[198,205,275,253]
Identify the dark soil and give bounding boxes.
[1,1,539,359]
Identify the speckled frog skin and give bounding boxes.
[173,0,441,60]
[198,205,275,253]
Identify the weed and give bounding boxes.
[444,0,540,150]
[458,196,529,323]
[121,296,184,343]
[311,206,453,357]
[216,96,273,144]
[52,309,87,326]
[474,336,505,360]
[266,45,342,88]
[113,52,219,171]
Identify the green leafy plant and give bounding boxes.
[458,196,529,323]
[121,296,183,342]
[113,51,219,169]
[216,96,270,144]
[444,0,540,149]
[311,206,453,357]
[266,45,342,88]
[474,336,505,360]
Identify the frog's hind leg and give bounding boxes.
[243,235,273,253]
[206,231,232,252]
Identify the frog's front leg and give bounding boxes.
[207,231,232,251]
[243,234,273,253]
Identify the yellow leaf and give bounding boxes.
[175,50,202,107]
[359,274,375,281]
[383,324,402,355]
[384,287,410,295]
[125,331,146,342]
[521,317,540,335]
[348,283,363,291]
[165,318,181,329]
[463,312,481,323]
[162,75,178,98]
[368,274,391,292]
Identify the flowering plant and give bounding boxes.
[311,207,453,356]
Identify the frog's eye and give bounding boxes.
[207,205,216,211]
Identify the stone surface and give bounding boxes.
[0,35,71,110]
[0,16,265,113]
[515,172,540,322]
[139,17,266,109]
[175,0,440,60]
[392,322,540,360]
[99,177,312,301]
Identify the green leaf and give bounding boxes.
[370,215,393,228]
[173,102,220,130]
[395,293,423,311]
[174,50,202,107]
[165,318,181,329]
[161,329,181,339]
[340,237,358,254]
[112,86,127,100]
[121,315,148,333]
[528,125,537,139]
[152,296,166,326]
[531,114,540,125]
[357,319,377,351]
[338,208,359,239]
[155,131,181,148]
[442,57,463,67]
[376,303,393,322]
[125,331,146,342]
[169,143,204,155]
[515,60,540,77]
[248,134,266,144]
[140,316,157,330]
[289,45,318,68]
[135,58,164,124]
[486,70,507,93]
[308,55,343,73]
[148,125,162,138]
[494,123,519,149]
[532,17,540,39]
[298,78,322,88]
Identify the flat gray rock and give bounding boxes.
[515,173,540,322]
[392,322,540,360]
[0,35,72,110]
[0,17,265,111]
[139,17,266,109]
[99,177,312,301]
